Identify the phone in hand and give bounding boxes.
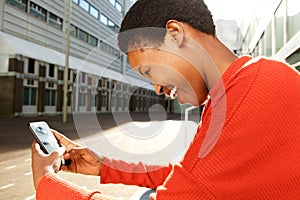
[29,121,71,166]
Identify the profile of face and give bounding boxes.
[126,23,211,107]
[127,50,205,106]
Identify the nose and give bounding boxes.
[153,84,164,95]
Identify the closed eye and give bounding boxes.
[144,68,150,76]
[138,66,151,77]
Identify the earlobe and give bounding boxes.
[166,20,184,47]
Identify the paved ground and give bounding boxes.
[0,112,200,199]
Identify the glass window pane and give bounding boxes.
[287,0,300,40]
[70,24,77,37]
[108,20,115,31]
[90,6,99,19]
[101,95,107,107]
[45,90,50,105]
[78,29,88,42]
[48,64,55,77]
[286,48,300,67]
[89,35,98,46]
[79,93,86,106]
[67,91,72,106]
[51,90,56,106]
[31,88,37,105]
[6,0,28,11]
[79,0,89,12]
[72,0,79,4]
[275,0,285,53]
[265,22,272,56]
[48,12,62,29]
[28,58,35,74]
[116,2,122,12]
[100,14,108,25]
[29,2,46,21]
[23,87,29,105]
[109,0,115,6]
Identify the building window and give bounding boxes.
[108,0,123,13]
[48,64,55,78]
[48,12,63,29]
[72,0,79,4]
[89,35,98,46]
[286,48,300,71]
[100,41,120,57]
[23,87,37,105]
[70,24,78,37]
[29,2,46,21]
[23,79,37,106]
[78,29,88,42]
[109,0,115,6]
[274,0,286,53]
[108,20,115,31]
[100,14,120,32]
[81,72,86,84]
[79,0,89,12]
[115,2,122,12]
[79,91,87,107]
[287,0,300,40]
[67,69,72,81]
[67,91,72,106]
[101,92,107,107]
[91,92,97,107]
[45,91,56,106]
[90,5,99,19]
[6,0,28,12]
[100,14,108,25]
[28,58,35,74]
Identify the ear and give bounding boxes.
[166,20,184,47]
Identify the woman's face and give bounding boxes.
[127,47,209,106]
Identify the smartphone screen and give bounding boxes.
[29,121,60,154]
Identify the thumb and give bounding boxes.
[50,146,66,159]
[57,146,66,156]
[50,147,66,172]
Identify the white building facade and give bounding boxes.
[0,0,171,116]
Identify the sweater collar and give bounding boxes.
[221,55,252,83]
[208,55,252,98]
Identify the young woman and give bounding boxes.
[31,0,300,199]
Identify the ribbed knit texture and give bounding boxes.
[36,173,103,200]
[37,56,300,199]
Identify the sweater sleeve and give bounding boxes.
[36,173,114,200]
[100,159,173,189]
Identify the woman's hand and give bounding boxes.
[31,141,65,189]
[52,130,104,176]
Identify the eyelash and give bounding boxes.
[144,68,150,76]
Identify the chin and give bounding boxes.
[178,98,199,107]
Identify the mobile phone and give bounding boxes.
[29,121,60,154]
[29,121,71,166]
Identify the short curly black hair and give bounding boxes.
[118,0,215,53]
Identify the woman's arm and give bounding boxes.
[101,159,173,189]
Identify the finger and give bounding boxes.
[52,146,66,157]
[63,152,71,160]
[32,141,45,155]
[67,147,87,158]
[51,129,72,145]
[51,129,80,150]
[31,140,37,149]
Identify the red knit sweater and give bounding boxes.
[36,56,300,199]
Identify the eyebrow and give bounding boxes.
[138,66,144,76]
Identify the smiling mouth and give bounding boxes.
[169,86,177,100]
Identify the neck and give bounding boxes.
[199,35,238,75]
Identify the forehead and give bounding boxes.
[127,49,160,68]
